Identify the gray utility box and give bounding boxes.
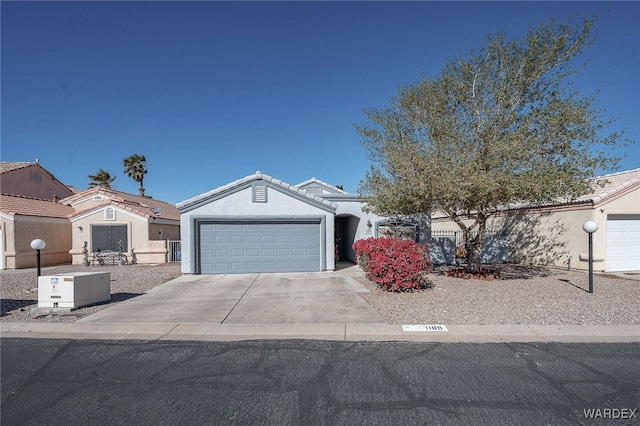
[38,272,110,308]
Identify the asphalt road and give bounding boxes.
[2,339,639,425]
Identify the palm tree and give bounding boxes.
[87,169,116,189]
[123,154,148,197]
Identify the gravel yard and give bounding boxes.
[1,264,181,323]
[357,265,640,325]
[1,263,638,326]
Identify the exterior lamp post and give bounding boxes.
[582,221,598,294]
[30,239,47,278]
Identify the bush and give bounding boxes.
[352,237,432,292]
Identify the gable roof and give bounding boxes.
[0,162,34,174]
[177,171,338,213]
[0,161,75,198]
[61,187,180,221]
[0,194,75,219]
[295,177,346,194]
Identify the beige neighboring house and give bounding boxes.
[0,194,75,269]
[61,187,180,265]
[1,161,180,269]
[0,161,75,201]
[1,161,76,269]
[431,168,640,272]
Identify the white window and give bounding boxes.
[104,207,115,221]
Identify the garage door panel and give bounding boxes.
[606,217,640,272]
[199,221,321,273]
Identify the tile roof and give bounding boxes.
[432,168,640,218]
[61,187,180,220]
[177,171,338,211]
[295,177,347,194]
[578,168,640,205]
[0,162,34,174]
[0,194,75,219]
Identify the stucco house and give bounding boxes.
[0,161,75,201]
[1,161,76,269]
[60,187,180,265]
[0,194,74,269]
[431,168,640,272]
[177,171,425,275]
[1,161,181,269]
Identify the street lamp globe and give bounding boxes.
[30,239,46,250]
[582,221,598,234]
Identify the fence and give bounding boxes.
[167,240,181,262]
[428,230,508,265]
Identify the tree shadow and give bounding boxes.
[487,211,570,268]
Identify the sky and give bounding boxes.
[2,1,638,205]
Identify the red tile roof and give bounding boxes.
[62,187,180,221]
[0,194,75,218]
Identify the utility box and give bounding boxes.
[38,272,110,308]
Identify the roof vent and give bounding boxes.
[253,184,267,203]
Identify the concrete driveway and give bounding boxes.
[79,267,385,325]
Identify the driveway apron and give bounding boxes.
[79,269,385,325]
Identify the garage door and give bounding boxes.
[198,221,321,274]
[606,216,640,271]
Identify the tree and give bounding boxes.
[87,168,116,189]
[356,16,629,271]
[123,154,148,197]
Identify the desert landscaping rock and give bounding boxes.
[1,263,638,326]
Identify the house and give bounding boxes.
[0,161,75,201]
[431,168,640,272]
[1,161,76,269]
[60,187,180,265]
[1,160,181,269]
[0,194,75,269]
[177,171,427,274]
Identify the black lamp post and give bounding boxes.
[582,221,598,294]
[30,239,47,278]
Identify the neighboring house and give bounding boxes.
[177,171,427,275]
[0,161,181,269]
[0,161,75,201]
[0,194,74,269]
[431,168,640,272]
[60,187,180,265]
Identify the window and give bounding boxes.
[92,225,127,252]
[30,171,42,183]
[252,184,267,202]
[104,207,115,220]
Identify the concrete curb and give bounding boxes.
[2,322,639,343]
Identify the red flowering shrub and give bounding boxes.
[352,237,432,292]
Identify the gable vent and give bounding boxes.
[253,185,267,203]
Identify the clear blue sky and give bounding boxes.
[2,1,638,205]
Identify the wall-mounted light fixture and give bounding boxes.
[78,226,83,233]
[367,219,372,229]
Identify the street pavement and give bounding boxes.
[2,338,639,425]
[3,265,640,343]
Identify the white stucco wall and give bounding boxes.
[179,185,335,274]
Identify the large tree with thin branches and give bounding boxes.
[356,16,629,271]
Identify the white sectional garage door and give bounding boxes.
[198,221,321,274]
[606,216,640,272]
